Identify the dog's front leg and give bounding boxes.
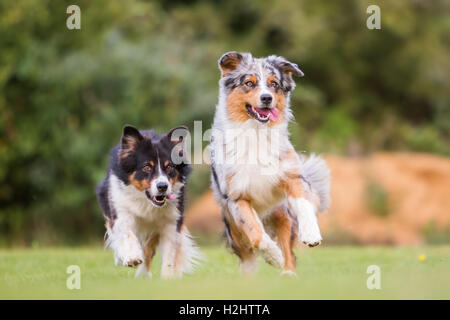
[108,215,144,267]
[159,224,181,279]
[284,177,322,247]
[227,200,284,269]
[135,235,159,278]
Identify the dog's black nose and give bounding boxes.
[157,182,168,192]
[260,94,273,105]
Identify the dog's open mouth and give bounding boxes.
[152,195,166,206]
[145,191,176,206]
[246,103,279,123]
[145,191,166,206]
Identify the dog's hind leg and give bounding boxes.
[226,200,284,270]
[223,209,258,275]
[264,206,298,275]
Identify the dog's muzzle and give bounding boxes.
[145,190,176,207]
[246,103,279,123]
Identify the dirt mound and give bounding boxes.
[185,152,450,245]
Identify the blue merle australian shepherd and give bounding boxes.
[210,52,331,276]
[96,125,202,279]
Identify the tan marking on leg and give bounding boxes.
[144,235,159,272]
[277,150,305,198]
[267,208,297,273]
[224,213,257,272]
[279,151,321,209]
[235,200,263,248]
[224,200,263,252]
[280,175,305,198]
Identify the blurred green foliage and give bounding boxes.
[423,222,450,245]
[0,0,449,245]
[366,181,389,218]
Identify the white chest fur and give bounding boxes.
[212,119,295,214]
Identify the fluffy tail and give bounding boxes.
[298,153,331,213]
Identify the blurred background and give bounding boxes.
[0,0,449,247]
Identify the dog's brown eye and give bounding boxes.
[270,81,279,88]
[142,165,151,173]
[245,81,255,88]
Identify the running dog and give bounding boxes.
[210,52,331,275]
[96,125,202,279]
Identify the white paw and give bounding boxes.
[124,257,143,267]
[281,270,297,277]
[135,264,152,278]
[115,243,144,267]
[299,221,322,247]
[290,198,322,247]
[258,234,284,269]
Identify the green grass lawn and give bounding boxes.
[1,245,449,299]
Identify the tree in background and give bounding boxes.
[0,0,448,245]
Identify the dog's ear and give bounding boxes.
[269,55,304,77]
[121,125,144,157]
[278,60,304,77]
[268,56,304,92]
[218,51,247,77]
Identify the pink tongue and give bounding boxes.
[256,108,270,116]
[268,108,279,122]
[255,108,279,121]
[167,193,176,200]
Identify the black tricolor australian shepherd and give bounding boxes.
[96,125,202,279]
